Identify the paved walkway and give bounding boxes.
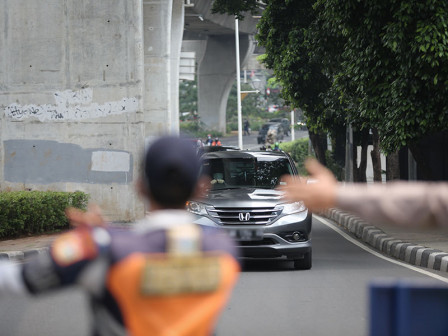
[0,222,132,261]
[0,233,59,260]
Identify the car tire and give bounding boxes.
[293,251,312,270]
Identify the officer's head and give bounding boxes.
[139,136,203,209]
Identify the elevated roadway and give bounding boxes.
[182,0,260,132]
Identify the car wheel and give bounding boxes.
[293,251,312,270]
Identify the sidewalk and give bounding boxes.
[2,214,448,273]
[0,222,132,262]
[0,233,59,261]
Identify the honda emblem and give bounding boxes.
[239,212,251,222]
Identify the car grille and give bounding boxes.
[206,206,281,225]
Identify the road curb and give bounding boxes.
[0,247,49,262]
[321,208,448,273]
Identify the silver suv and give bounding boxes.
[187,150,312,270]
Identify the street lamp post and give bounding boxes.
[235,17,243,150]
[291,109,295,141]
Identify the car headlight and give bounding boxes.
[281,201,306,215]
[186,201,208,215]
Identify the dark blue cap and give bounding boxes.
[144,136,201,207]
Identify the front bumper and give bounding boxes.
[236,234,312,259]
[192,211,312,260]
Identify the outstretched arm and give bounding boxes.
[0,207,109,297]
[282,159,448,227]
[336,181,448,227]
[281,159,338,212]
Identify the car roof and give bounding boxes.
[261,122,282,128]
[202,150,289,160]
[201,146,239,153]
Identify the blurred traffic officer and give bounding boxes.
[0,136,240,336]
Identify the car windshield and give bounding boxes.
[203,156,294,190]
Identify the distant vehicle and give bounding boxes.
[296,120,307,130]
[269,118,291,136]
[268,104,279,113]
[257,122,285,144]
[186,150,312,270]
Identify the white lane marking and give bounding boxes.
[314,214,448,284]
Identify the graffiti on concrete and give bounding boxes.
[4,88,139,122]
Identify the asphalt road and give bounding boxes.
[2,216,447,336]
[216,215,448,336]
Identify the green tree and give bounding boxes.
[256,0,339,166]
[212,0,260,19]
[179,79,198,120]
[226,81,267,132]
[315,0,448,179]
[264,76,283,108]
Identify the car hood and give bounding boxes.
[204,187,286,208]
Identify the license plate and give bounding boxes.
[228,228,264,241]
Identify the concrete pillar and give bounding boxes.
[169,0,185,135]
[143,1,172,136]
[0,0,146,221]
[197,34,254,133]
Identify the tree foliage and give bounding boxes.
[179,79,198,117]
[211,0,260,19]
[316,0,448,153]
[256,1,349,138]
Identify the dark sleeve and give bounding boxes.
[22,228,109,293]
[336,182,448,227]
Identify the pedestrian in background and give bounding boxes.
[265,128,276,148]
[244,119,251,136]
[0,136,240,336]
[212,137,222,146]
[281,158,448,227]
[273,142,280,151]
[205,134,213,146]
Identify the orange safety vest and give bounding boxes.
[106,225,239,336]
